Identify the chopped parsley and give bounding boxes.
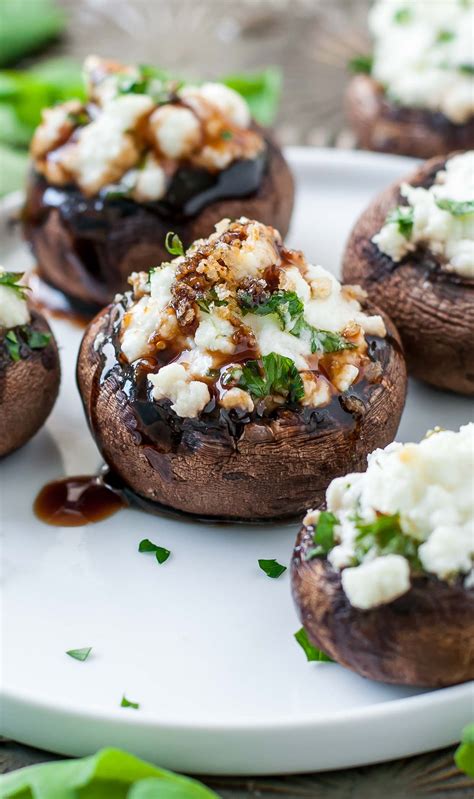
[455,723,474,778]
[165,231,185,257]
[3,326,52,362]
[0,270,30,300]
[386,205,414,239]
[239,289,355,354]
[394,7,412,23]
[220,129,233,140]
[120,695,140,710]
[27,329,52,349]
[196,287,228,313]
[66,647,92,662]
[348,54,373,75]
[459,64,474,75]
[437,30,455,43]
[5,330,20,361]
[237,352,304,404]
[304,511,338,560]
[435,198,474,217]
[67,110,89,126]
[354,512,421,568]
[294,628,334,662]
[138,538,171,564]
[258,558,287,578]
[116,64,174,101]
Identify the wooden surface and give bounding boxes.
[2,0,473,796]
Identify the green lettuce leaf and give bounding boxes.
[0,747,218,798]
[455,724,474,777]
[0,0,65,67]
[221,67,281,126]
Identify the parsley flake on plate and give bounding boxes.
[258,558,287,578]
[139,538,171,564]
[66,647,92,662]
[121,695,140,710]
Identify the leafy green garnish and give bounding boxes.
[455,724,474,777]
[5,330,20,361]
[237,352,304,404]
[0,747,218,798]
[139,538,171,564]
[221,67,281,126]
[348,54,373,75]
[121,695,140,710]
[220,129,233,140]
[294,628,334,662]
[26,329,52,349]
[258,558,287,578]
[394,7,413,23]
[0,0,65,67]
[0,270,29,299]
[459,63,474,75]
[304,511,338,560]
[196,287,228,313]
[66,647,92,662]
[436,198,474,216]
[165,231,185,257]
[386,206,414,239]
[437,30,455,43]
[354,513,421,567]
[239,289,355,354]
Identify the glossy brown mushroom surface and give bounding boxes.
[76,300,406,522]
[346,75,474,159]
[23,137,294,315]
[291,524,474,687]
[0,310,60,457]
[342,154,474,395]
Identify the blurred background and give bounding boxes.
[0,0,372,197]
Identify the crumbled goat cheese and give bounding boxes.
[373,151,474,278]
[220,387,254,412]
[149,105,202,159]
[132,154,167,202]
[180,83,251,128]
[341,555,411,610]
[369,0,474,123]
[31,101,80,158]
[0,268,30,328]
[148,363,210,418]
[194,308,236,354]
[320,424,474,608]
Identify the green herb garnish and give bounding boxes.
[394,7,413,23]
[455,723,474,777]
[294,628,334,662]
[237,352,304,404]
[459,63,474,75]
[26,329,52,349]
[354,513,421,567]
[386,205,414,239]
[437,30,455,43]
[436,198,474,216]
[0,270,29,299]
[221,67,281,126]
[220,129,233,140]
[165,231,185,257]
[196,287,228,313]
[304,511,338,560]
[258,558,287,578]
[139,538,171,564]
[4,330,20,361]
[66,647,92,662]
[121,695,140,710]
[67,109,89,126]
[348,54,373,75]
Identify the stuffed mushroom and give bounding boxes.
[346,0,474,158]
[343,151,474,395]
[77,218,406,520]
[22,56,294,315]
[291,424,474,687]
[0,269,60,457]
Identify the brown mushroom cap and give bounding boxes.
[0,310,60,457]
[291,524,474,687]
[345,75,474,159]
[342,154,474,395]
[76,301,406,521]
[22,136,294,315]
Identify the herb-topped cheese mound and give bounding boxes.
[373,151,474,278]
[0,268,53,363]
[30,56,265,199]
[0,268,30,329]
[369,0,474,124]
[303,424,474,610]
[117,218,387,418]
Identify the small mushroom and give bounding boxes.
[342,154,474,395]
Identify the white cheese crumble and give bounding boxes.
[0,268,30,328]
[149,105,202,159]
[369,0,474,124]
[319,424,474,608]
[148,363,210,417]
[373,151,474,278]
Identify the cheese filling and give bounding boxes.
[369,0,474,124]
[116,218,387,419]
[31,56,265,198]
[372,151,474,278]
[0,267,30,329]
[304,424,474,610]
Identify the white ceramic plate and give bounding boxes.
[1,148,473,776]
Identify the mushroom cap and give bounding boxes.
[345,75,474,159]
[342,154,474,395]
[291,524,474,687]
[0,310,60,457]
[76,301,407,521]
[23,135,294,315]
